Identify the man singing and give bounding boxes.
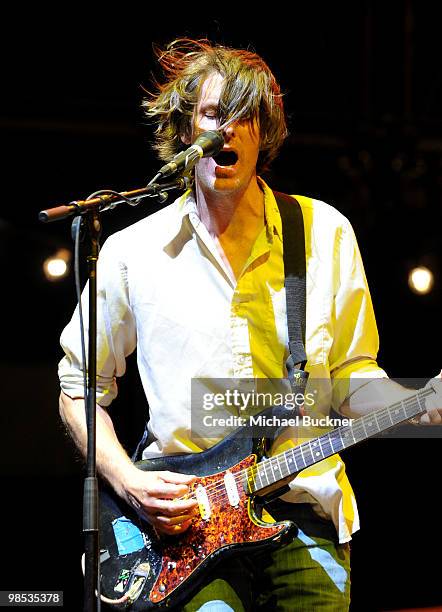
[59,39,441,610]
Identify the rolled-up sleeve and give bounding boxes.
[58,234,137,406]
[329,219,388,409]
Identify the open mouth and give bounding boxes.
[214,150,238,167]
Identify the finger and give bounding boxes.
[419,408,441,425]
[153,519,193,535]
[155,513,195,526]
[133,506,193,531]
[159,471,197,485]
[145,480,191,499]
[146,496,198,517]
[417,412,431,425]
[424,393,442,424]
[425,408,442,424]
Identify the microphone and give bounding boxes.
[157,131,224,178]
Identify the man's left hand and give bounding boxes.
[418,370,442,424]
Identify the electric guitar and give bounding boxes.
[98,385,434,609]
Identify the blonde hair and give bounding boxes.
[143,39,288,173]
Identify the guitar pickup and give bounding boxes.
[224,471,240,507]
[195,484,211,520]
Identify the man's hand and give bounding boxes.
[417,370,442,425]
[58,393,199,534]
[121,466,198,535]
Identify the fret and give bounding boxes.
[375,408,393,432]
[329,428,345,453]
[270,456,284,479]
[340,425,355,448]
[283,450,291,476]
[297,444,308,469]
[301,441,315,466]
[389,401,407,425]
[309,439,324,462]
[319,433,333,458]
[267,457,277,483]
[277,454,290,478]
[352,419,367,443]
[373,410,381,433]
[244,467,254,493]
[402,399,415,421]
[362,413,380,438]
[287,448,302,474]
[415,388,434,417]
[415,392,425,416]
[258,462,271,487]
[255,465,265,490]
[403,396,419,419]
[402,398,414,418]
[385,406,394,426]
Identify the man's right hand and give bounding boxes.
[121,466,198,535]
[58,394,198,535]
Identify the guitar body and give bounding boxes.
[99,416,297,610]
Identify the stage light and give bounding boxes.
[43,248,71,281]
[408,266,434,295]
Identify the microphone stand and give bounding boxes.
[82,206,100,612]
[39,175,189,612]
[38,176,190,222]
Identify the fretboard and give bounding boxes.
[247,386,434,494]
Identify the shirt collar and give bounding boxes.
[258,177,283,243]
[177,189,198,218]
[169,179,283,245]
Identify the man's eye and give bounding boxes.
[205,113,217,119]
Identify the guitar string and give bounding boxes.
[199,391,431,509]
[175,389,433,507]
[176,389,433,507]
[187,388,433,505]
[176,439,372,510]
[185,416,383,507]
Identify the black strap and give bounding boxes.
[273,191,308,387]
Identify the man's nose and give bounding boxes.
[222,122,236,140]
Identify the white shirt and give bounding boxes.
[59,178,387,542]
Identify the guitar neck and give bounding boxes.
[248,386,434,494]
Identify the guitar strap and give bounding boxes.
[266,193,339,541]
[273,191,309,391]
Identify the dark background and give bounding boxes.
[1,2,441,610]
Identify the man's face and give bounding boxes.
[189,72,261,196]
